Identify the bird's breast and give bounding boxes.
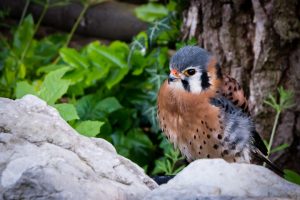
[157,80,251,163]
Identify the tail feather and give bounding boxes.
[253,151,284,176]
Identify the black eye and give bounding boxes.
[186,69,196,76]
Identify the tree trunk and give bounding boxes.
[181,0,300,172]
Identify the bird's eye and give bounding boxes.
[185,69,196,76]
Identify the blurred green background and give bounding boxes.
[0,0,189,175]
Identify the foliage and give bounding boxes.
[264,87,299,185]
[284,169,300,185]
[152,137,186,175]
[0,1,185,174]
[135,3,168,23]
[264,86,295,157]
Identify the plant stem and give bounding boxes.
[20,1,49,61]
[64,3,89,47]
[19,0,30,26]
[52,3,89,64]
[267,111,281,158]
[34,2,49,34]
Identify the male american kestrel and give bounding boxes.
[157,46,282,174]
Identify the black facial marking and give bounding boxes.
[201,71,211,90]
[181,79,190,91]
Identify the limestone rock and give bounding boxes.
[0,95,157,200]
[144,159,300,200]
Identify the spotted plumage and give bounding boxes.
[157,46,281,174]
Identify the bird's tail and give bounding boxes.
[253,151,284,176]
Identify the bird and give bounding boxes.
[157,46,282,174]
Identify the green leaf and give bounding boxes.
[39,67,71,105]
[13,15,34,56]
[15,81,37,98]
[95,97,122,114]
[128,32,148,75]
[111,128,154,166]
[147,16,172,46]
[135,3,168,23]
[37,64,70,75]
[59,47,89,69]
[87,41,127,68]
[75,94,105,120]
[105,67,129,89]
[270,143,289,154]
[54,103,79,121]
[284,169,300,185]
[75,120,104,137]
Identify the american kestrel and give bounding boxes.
[157,46,282,174]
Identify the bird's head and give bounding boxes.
[168,46,222,93]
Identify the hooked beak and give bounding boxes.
[168,69,180,83]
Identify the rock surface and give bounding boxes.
[0,95,157,200]
[144,159,300,200]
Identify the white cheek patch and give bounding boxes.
[188,72,203,93]
[169,80,184,90]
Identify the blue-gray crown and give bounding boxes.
[170,46,211,71]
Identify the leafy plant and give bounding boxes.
[264,86,294,157]
[135,2,168,23]
[284,169,300,185]
[263,87,300,185]
[152,137,186,175]
[0,0,185,174]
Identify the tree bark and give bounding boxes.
[181,0,300,172]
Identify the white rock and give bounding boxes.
[144,159,300,200]
[0,95,157,200]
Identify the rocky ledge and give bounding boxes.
[0,95,299,200]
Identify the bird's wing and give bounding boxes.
[220,75,250,115]
[211,95,268,154]
[220,75,268,156]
